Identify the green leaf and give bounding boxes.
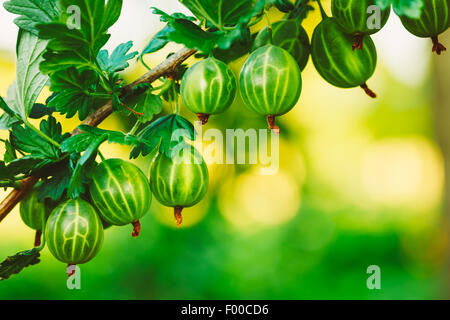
[377,0,424,18]
[74,125,150,149]
[127,91,163,123]
[6,31,48,121]
[153,9,220,53]
[0,156,52,181]
[152,8,253,54]
[10,116,64,160]
[0,248,40,281]
[37,0,123,74]
[3,0,60,35]
[98,41,138,73]
[0,96,21,130]
[271,0,295,13]
[130,114,195,159]
[141,25,174,56]
[178,0,262,28]
[47,68,108,120]
[67,134,107,199]
[4,140,17,163]
[38,158,73,202]
[60,132,96,154]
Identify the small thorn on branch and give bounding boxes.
[174,206,183,227]
[360,83,377,98]
[196,113,210,125]
[352,34,364,51]
[432,35,447,55]
[34,230,42,247]
[267,115,280,134]
[131,220,141,238]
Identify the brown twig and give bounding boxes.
[0,47,197,223]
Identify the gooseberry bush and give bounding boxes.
[0,0,448,280]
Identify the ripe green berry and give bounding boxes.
[239,44,302,132]
[331,0,391,50]
[45,198,104,267]
[180,57,237,125]
[253,19,311,71]
[90,159,152,237]
[19,189,51,247]
[400,0,449,55]
[150,147,209,227]
[311,17,378,98]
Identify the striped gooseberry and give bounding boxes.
[89,158,152,237]
[311,16,378,98]
[399,0,449,55]
[180,57,237,125]
[331,0,391,50]
[253,19,311,71]
[149,146,209,227]
[239,44,302,133]
[45,198,104,272]
[19,189,51,247]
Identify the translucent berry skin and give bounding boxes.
[400,0,449,38]
[45,198,104,265]
[239,45,302,117]
[180,57,237,116]
[311,18,377,88]
[150,148,209,209]
[253,19,311,71]
[331,0,391,36]
[19,190,49,231]
[90,159,152,226]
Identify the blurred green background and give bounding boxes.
[0,0,450,299]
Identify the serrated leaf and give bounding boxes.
[0,248,40,281]
[179,0,262,27]
[37,0,123,75]
[128,91,163,123]
[38,158,73,202]
[0,156,52,181]
[98,41,138,73]
[6,31,48,121]
[130,114,195,159]
[60,132,96,154]
[4,140,17,163]
[10,116,64,160]
[47,68,108,120]
[3,0,60,35]
[67,134,107,199]
[141,25,174,56]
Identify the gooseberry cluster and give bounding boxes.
[9,0,450,275]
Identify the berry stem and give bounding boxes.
[267,115,280,134]
[131,220,141,238]
[360,83,377,98]
[264,11,273,44]
[34,230,42,247]
[432,35,447,55]
[67,264,76,277]
[196,113,210,125]
[352,34,364,51]
[174,206,183,227]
